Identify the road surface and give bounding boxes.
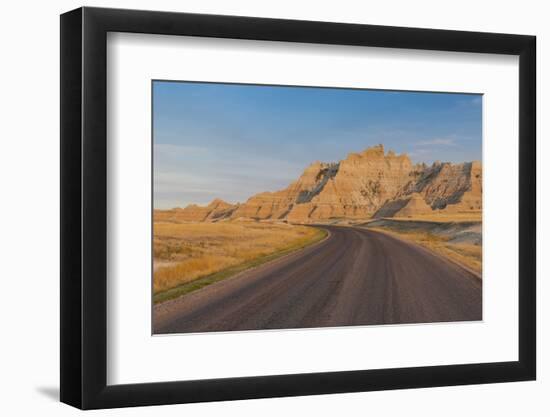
[154,225,482,334]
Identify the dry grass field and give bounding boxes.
[369,227,482,275]
[153,220,326,302]
[390,211,482,223]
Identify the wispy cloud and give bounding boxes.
[415,138,457,147]
[153,143,305,208]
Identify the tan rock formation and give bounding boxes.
[205,198,239,221]
[288,145,413,222]
[373,193,432,218]
[440,161,482,212]
[167,145,482,223]
[165,198,238,222]
[374,160,482,218]
[230,161,338,220]
[390,160,482,212]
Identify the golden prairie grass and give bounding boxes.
[153,209,193,223]
[390,211,482,223]
[153,221,325,296]
[369,227,482,275]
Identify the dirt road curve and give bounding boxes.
[153,226,482,334]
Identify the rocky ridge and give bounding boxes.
[169,198,239,222]
[168,145,482,223]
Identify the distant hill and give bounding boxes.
[162,144,481,223]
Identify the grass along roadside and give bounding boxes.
[368,227,482,276]
[387,211,482,223]
[154,222,327,304]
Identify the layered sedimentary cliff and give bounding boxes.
[374,160,482,218]
[287,145,413,221]
[230,161,339,220]
[171,145,482,223]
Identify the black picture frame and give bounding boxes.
[60,6,536,410]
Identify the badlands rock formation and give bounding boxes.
[169,198,238,222]
[373,193,432,218]
[230,161,339,220]
[172,145,482,223]
[286,145,413,221]
[375,160,482,218]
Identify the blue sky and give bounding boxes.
[153,81,482,209]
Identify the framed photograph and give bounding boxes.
[60,6,536,409]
